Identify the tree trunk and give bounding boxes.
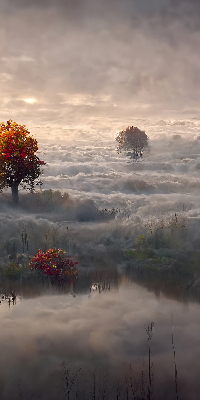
[11,184,19,205]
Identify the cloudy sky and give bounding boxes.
[0,0,200,126]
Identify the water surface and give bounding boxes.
[0,279,199,399]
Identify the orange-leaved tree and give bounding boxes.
[0,120,45,204]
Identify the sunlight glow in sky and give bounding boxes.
[0,0,199,126]
[24,99,36,104]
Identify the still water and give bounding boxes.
[0,278,199,400]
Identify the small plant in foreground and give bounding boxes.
[29,248,78,282]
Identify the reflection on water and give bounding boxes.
[0,277,200,399]
[0,291,16,308]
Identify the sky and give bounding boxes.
[1,0,200,127]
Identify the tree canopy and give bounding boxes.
[116,126,148,159]
[0,120,45,203]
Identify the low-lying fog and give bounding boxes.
[34,118,200,217]
[1,118,200,258]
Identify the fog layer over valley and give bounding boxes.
[37,118,200,210]
[1,119,200,259]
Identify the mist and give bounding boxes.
[1,119,200,275]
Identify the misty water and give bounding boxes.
[1,118,200,399]
[0,278,200,400]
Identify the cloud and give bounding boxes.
[1,55,35,62]
[0,0,200,123]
